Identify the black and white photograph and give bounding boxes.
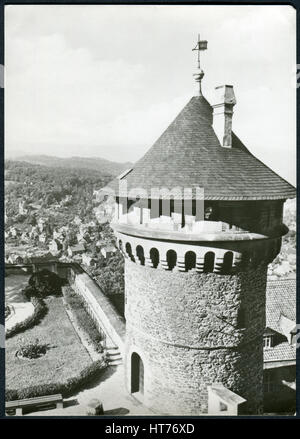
[3,4,297,419]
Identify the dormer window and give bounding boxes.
[263,335,273,348]
[263,327,276,348]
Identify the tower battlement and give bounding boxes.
[114,230,282,274]
[112,196,287,274]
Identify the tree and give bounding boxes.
[28,269,64,297]
[95,251,124,296]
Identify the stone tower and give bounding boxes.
[108,44,295,415]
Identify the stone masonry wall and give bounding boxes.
[124,259,267,415]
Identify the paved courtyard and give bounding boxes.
[25,364,154,417]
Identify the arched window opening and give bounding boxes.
[150,248,159,268]
[203,252,215,273]
[166,250,177,270]
[185,251,196,271]
[222,251,233,274]
[131,352,144,395]
[126,242,135,262]
[119,240,123,251]
[136,245,145,266]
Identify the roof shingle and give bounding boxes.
[108,96,296,200]
[264,279,296,364]
[266,279,296,333]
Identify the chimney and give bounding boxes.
[212,85,236,148]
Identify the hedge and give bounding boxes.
[6,297,48,339]
[63,287,103,353]
[6,358,107,401]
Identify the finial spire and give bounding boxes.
[192,34,207,95]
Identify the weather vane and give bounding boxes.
[192,34,208,95]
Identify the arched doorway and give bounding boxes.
[131,352,144,396]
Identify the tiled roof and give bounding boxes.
[108,96,295,200]
[263,326,277,336]
[264,279,296,364]
[264,341,296,362]
[266,279,296,334]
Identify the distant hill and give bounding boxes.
[8,154,132,177]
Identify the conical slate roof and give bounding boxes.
[108,95,295,200]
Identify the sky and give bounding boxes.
[5,5,296,185]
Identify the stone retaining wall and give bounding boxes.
[71,272,125,354]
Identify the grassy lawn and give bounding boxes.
[6,295,92,391]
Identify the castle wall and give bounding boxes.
[124,259,267,415]
[71,272,126,353]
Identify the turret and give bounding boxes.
[106,37,295,415]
